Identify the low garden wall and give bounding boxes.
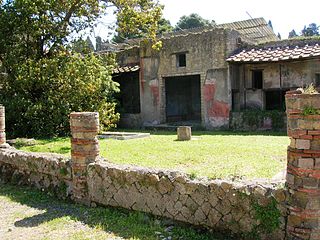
[88,162,287,239]
[0,148,72,198]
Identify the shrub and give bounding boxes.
[0,52,120,137]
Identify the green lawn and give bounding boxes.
[17,131,289,179]
[0,183,226,240]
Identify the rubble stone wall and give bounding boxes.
[88,161,287,239]
[0,147,72,198]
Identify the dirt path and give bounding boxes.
[0,184,223,240]
[0,190,125,240]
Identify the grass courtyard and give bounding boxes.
[17,131,289,180]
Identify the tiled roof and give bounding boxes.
[113,65,140,74]
[217,18,279,43]
[227,43,320,63]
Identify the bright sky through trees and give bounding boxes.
[94,0,319,40]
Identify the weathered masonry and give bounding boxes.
[110,18,279,129]
[228,39,320,112]
[285,91,320,239]
[109,19,320,130]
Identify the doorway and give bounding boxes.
[165,75,201,122]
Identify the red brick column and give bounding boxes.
[70,112,100,204]
[0,105,8,147]
[0,105,5,144]
[286,91,320,239]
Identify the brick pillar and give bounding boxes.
[70,112,100,204]
[0,105,5,145]
[286,91,320,239]
[0,105,9,148]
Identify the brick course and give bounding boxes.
[0,105,6,146]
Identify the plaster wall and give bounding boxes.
[233,59,320,110]
[137,29,241,128]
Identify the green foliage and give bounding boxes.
[59,167,69,177]
[71,37,95,54]
[175,13,215,30]
[189,172,197,180]
[288,29,298,38]
[240,110,286,130]
[253,199,281,233]
[303,106,320,116]
[0,0,163,137]
[302,23,319,37]
[112,17,173,43]
[288,23,320,38]
[111,0,163,47]
[0,0,163,66]
[0,52,120,137]
[0,0,101,67]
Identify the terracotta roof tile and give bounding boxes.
[227,43,320,63]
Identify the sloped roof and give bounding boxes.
[217,18,279,43]
[227,43,320,63]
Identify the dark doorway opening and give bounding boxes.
[165,75,201,122]
[265,89,287,111]
[113,71,140,114]
[252,70,263,89]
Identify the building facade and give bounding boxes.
[108,18,320,129]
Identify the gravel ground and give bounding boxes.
[0,185,130,240]
[0,184,224,240]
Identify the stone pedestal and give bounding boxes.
[177,126,191,141]
[286,91,320,239]
[70,112,100,204]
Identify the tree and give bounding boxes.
[71,37,95,54]
[112,17,173,43]
[0,0,163,137]
[301,23,319,37]
[277,33,281,40]
[96,36,103,52]
[0,0,163,69]
[1,53,120,137]
[268,20,273,30]
[288,29,298,38]
[157,18,174,34]
[175,13,215,30]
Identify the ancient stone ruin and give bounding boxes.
[177,126,192,141]
[1,91,320,239]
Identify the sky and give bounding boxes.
[93,0,319,41]
[159,0,319,39]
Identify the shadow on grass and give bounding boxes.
[0,183,231,240]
